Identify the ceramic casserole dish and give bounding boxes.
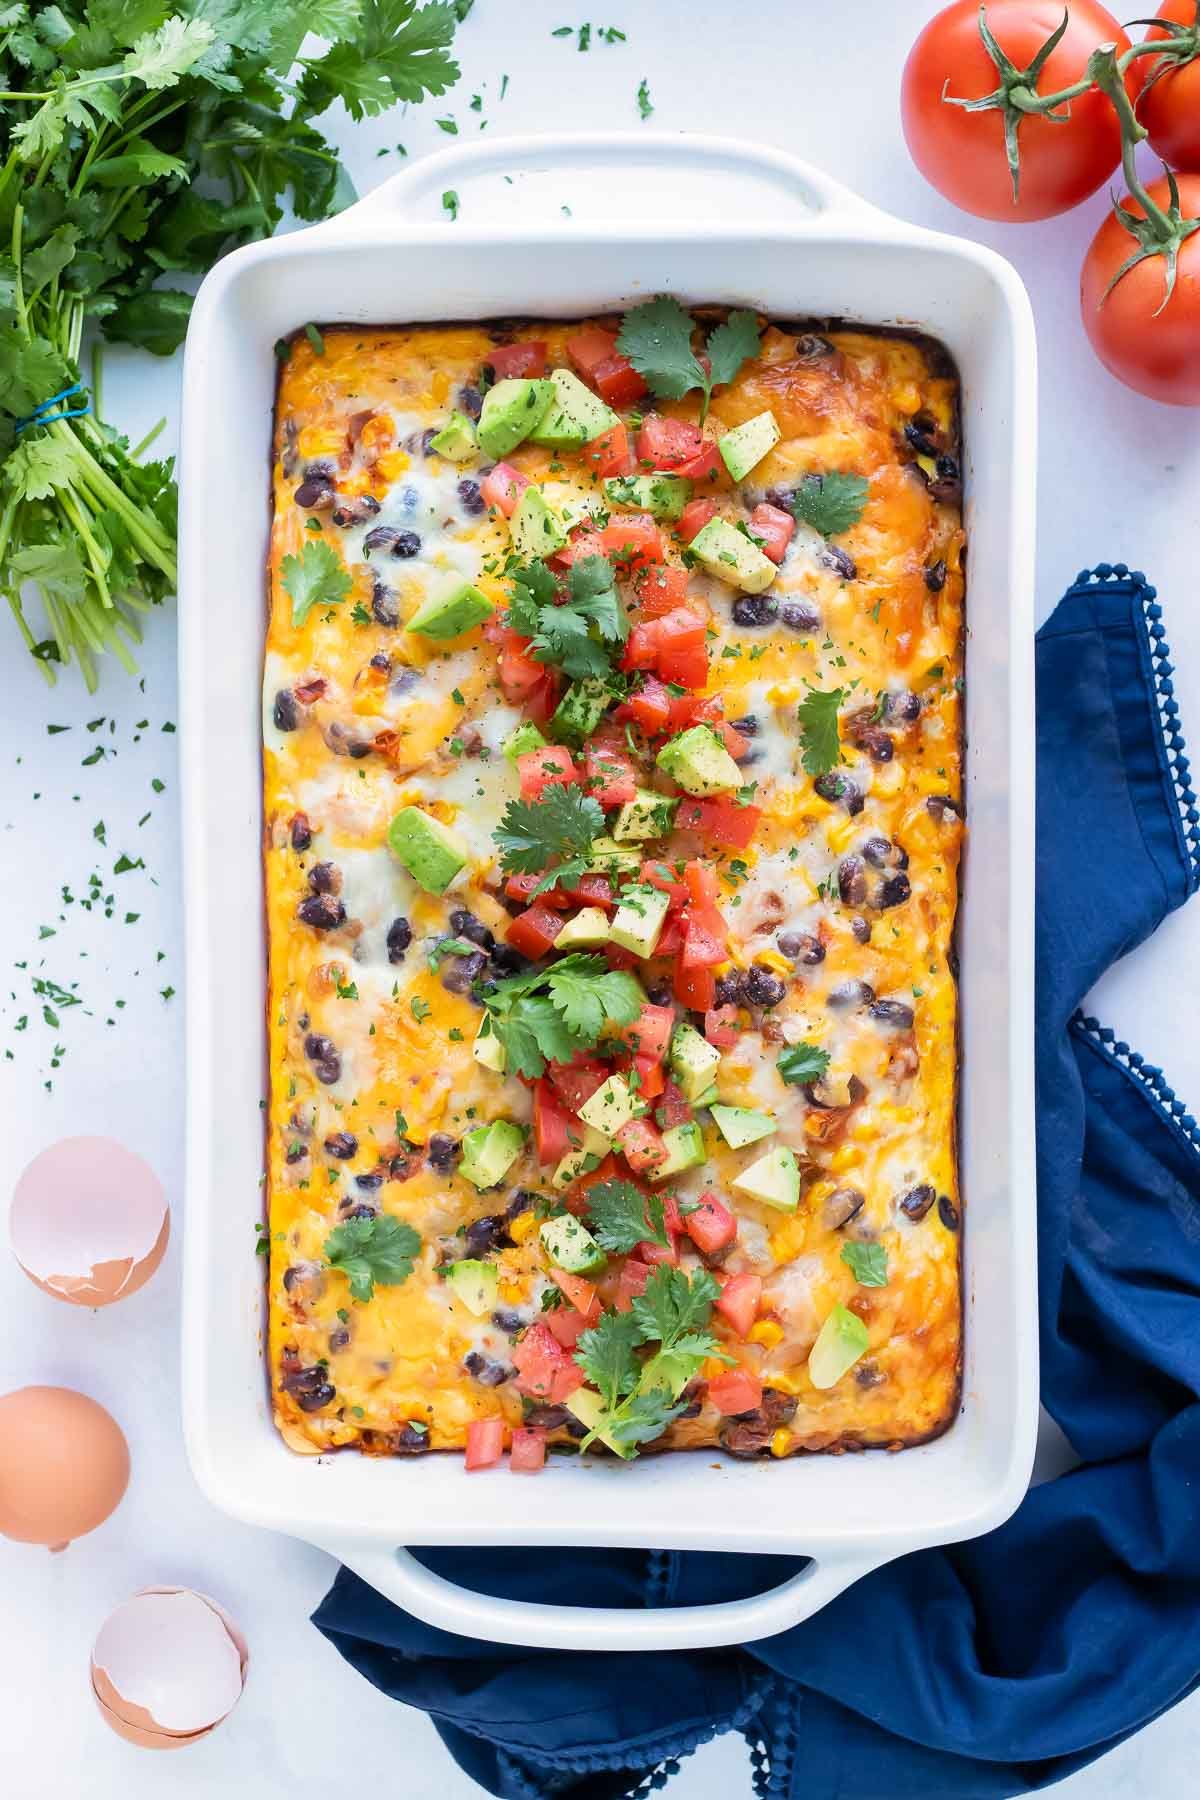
[179,132,1039,1651]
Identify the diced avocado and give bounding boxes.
[669,1022,722,1102]
[552,1124,611,1190]
[609,883,671,958]
[458,1119,526,1190]
[689,517,776,595]
[387,806,470,895]
[586,836,643,878]
[693,1083,721,1109]
[529,368,618,448]
[511,485,569,560]
[808,1303,870,1390]
[731,1144,801,1213]
[718,409,781,482]
[540,1213,607,1275]
[613,787,678,842]
[566,1386,630,1457]
[650,1119,706,1182]
[503,720,547,762]
[445,1258,498,1316]
[548,677,612,743]
[656,724,742,797]
[428,410,478,462]
[578,1073,642,1137]
[604,474,692,521]
[472,1016,507,1074]
[555,906,611,949]
[710,1105,776,1149]
[477,377,555,458]
[406,580,494,641]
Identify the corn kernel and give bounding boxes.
[337,469,373,498]
[829,1144,861,1173]
[755,948,791,977]
[826,815,859,854]
[701,1356,729,1381]
[509,1210,537,1245]
[298,425,344,460]
[770,1427,792,1458]
[916,452,938,482]
[893,382,922,415]
[749,1320,784,1350]
[373,449,411,483]
[767,681,802,706]
[769,1218,807,1262]
[498,1279,523,1305]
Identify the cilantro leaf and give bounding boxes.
[574,1310,641,1411]
[841,1241,889,1288]
[567,554,627,642]
[427,936,477,971]
[282,539,353,627]
[617,299,761,422]
[504,555,627,681]
[584,1179,668,1254]
[704,309,761,394]
[505,558,560,636]
[641,1331,730,1400]
[482,953,645,1079]
[606,1388,686,1447]
[297,0,461,118]
[324,1214,421,1302]
[493,785,604,875]
[546,962,642,1043]
[630,1264,721,1349]
[796,685,845,779]
[777,1041,832,1085]
[789,472,869,539]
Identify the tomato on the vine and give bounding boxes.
[1080,172,1200,404]
[1134,2,1200,172]
[901,0,1135,221]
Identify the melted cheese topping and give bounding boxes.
[265,321,965,1460]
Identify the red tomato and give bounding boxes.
[616,1117,668,1175]
[636,414,704,469]
[673,963,715,1010]
[566,326,621,381]
[661,1191,684,1238]
[684,1192,737,1255]
[673,441,725,485]
[633,1053,665,1101]
[1135,2,1200,171]
[584,420,636,479]
[678,497,718,543]
[518,745,578,798]
[655,915,684,957]
[488,341,547,379]
[563,871,615,910]
[707,1369,763,1415]
[901,0,1134,221]
[480,461,530,517]
[507,904,565,960]
[594,355,647,407]
[640,860,689,905]
[525,673,561,727]
[716,1273,763,1338]
[614,1257,653,1311]
[512,1322,583,1402]
[499,643,547,705]
[615,675,672,734]
[704,1005,740,1049]
[634,1237,679,1267]
[465,1417,505,1469]
[637,562,692,616]
[656,1079,693,1129]
[621,621,661,672]
[625,1002,675,1062]
[544,1306,588,1350]
[600,514,663,570]
[654,609,708,689]
[509,1427,546,1473]
[747,502,796,564]
[582,745,637,805]
[676,797,762,850]
[680,918,726,969]
[548,1057,609,1113]
[505,872,569,908]
[1080,173,1200,404]
[552,1270,601,1318]
[685,860,721,912]
[533,1080,572,1165]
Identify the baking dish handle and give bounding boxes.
[323,1542,886,1651]
[328,131,890,232]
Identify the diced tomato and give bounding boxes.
[488,341,547,380]
[655,1080,692,1130]
[704,1005,740,1049]
[563,871,615,911]
[551,1271,601,1319]
[566,326,621,382]
[545,1306,590,1351]
[654,608,708,690]
[554,527,608,570]
[707,1369,763,1415]
[509,1427,546,1473]
[499,643,547,704]
[666,692,703,731]
[584,420,635,479]
[504,872,570,909]
[681,918,726,970]
[685,860,723,915]
[604,943,640,971]
[533,1080,572,1166]
[481,461,530,518]
[673,963,715,1011]
[673,440,724,485]
[684,1192,738,1255]
[614,1256,653,1311]
[621,620,660,673]
[632,1053,665,1101]
[593,355,647,408]
[636,414,703,471]
[716,1273,763,1339]
[640,859,688,904]
[548,1056,608,1113]
[655,914,684,957]
[599,515,662,571]
[676,797,762,850]
[616,1117,668,1176]
[634,1237,679,1267]
[714,719,749,760]
[748,502,795,564]
[637,562,691,617]
[512,1321,583,1402]
[678,498,718,544]
[625,1003,675,1062]
[525,673,561,727]
[465,1417,505,1469]
[661,1191,684,1238]
[518,745,578,799]
[575,1152,622,1197]
[614,674,672,735]
[507,905,566,960]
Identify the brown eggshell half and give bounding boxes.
[89,1587,248,1749]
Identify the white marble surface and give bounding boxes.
[2,1,1198,1793]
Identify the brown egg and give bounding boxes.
[0,1386,130,1549]
[9,1135,168,1306]
[91,1589,248,1749]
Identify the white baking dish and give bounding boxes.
[179,133,1039,1653]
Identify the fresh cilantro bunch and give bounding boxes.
[494,783,605,899]
[324,1213,421,1302]
[505,554,628,681]
[480,952,644,1079]
[616,298,761,423]
[0,1,462,687]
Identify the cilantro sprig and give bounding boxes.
[493,783,604,899]
[282,540,354,628]
[789,473,869,539]
[505,555,628,681]
[481,953,643,1079]
[324,1214,421,1303]
[777,1041,832,1085]
[841,1241,889,1287]
[584,1178,669,1254]
[796,685,845,779]
[617,298,761,424]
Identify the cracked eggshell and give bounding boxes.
[0,1386,130,1548]
[9,1135,168,1306]
[91,1588,248,1750]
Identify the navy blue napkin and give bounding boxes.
[314,566,1200,1799]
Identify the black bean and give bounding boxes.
[307,860,341,896]
[730,714,759,736]
[449,908,495,950]
[874,872,912,910]
[488,942,530,976]
[463,1352,512,1387]
[828,978,874,1010]
[323,719,372,759]
[838,855,867,906]
[281,1363,335,1409]
[427,1133,459,1172]
[458,384,483,421]
[371,575,399,627]
[324,1131,358,1159]
[924,559,948,593]
[304,1033,341,1085]
[780,598,821,634]
[870,999,915,1029]
[369,652,392,674]
[355,1171,385,1191]
[823,1186,865,1230]
[273,689,299,732]
[505,1190,538,1220]
[362,525,404,555]
[294,479,334,510]
[819,543,857,580]
[285,1141,308,1165]
[386,917,412,963]
[794,333,836,361]
[854,725,894,763]
[491,1307,525,1334]
[850,916,872,944]
[862,835,893,868]
[927,794,961,822]
[389,1149,417,1181]
[929,454,961,504]
[392,1423,432,1454]
[855,1361,886,1388]
[345,1202,379,1221]
[302,459,337,480]
[282,1262,323,1295]
[777,929,824,965]
[440,948,488,995]
[465,1215,513,1258]
[899,1183,936,1221]
[393,530,422,558]
[814,771,863,815]
[904,421,939,458]
[290,812,312,851]
[645,980,673,1007]
[883,689,921,723]
[457,478,486,515]
[332,494,381,528]
[522,1403,572,1429]
[745,965,786,1007]
[938,1195,960,1232]
[419,426,438,455]
[328,1327,351,1351]
[731,592,778,628]
[714,969,747,1007]
[297,893,346,930]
